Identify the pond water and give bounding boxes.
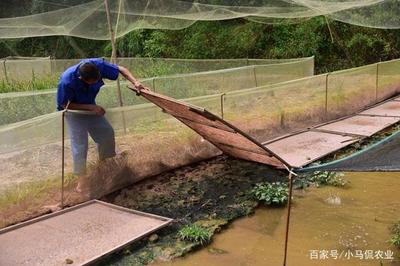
[156,172,400,266]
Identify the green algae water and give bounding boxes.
[156,172,400,266]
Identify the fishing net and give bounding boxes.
[0,0,399,40]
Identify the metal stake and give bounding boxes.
[375,63,379,102]
[61,111,65,208]
[325,73,329,118]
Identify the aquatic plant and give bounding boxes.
[178,224,211,245]
[251,182,288,206]
[389,221,400,248]
[390,234,400,248]
[306,171,348,187]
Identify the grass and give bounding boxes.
[0,178,57,209]
[0,76,59,93]
[0,173,78,207]
[178,224,212,245]
[251,182,289,206]
[0,173,78,226]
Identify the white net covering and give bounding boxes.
[0,0,398,40]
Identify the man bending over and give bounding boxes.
[56,58,145,176]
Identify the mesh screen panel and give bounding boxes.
[4,58,52,81]
[377,59,400,101]
[223,74,327,143]
[0,57,314,125]
[0,112,63,227]
[2,58,400,225]
[326,65,377,119]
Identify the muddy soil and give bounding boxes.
[99,156,286,265]
[96,124,400,265]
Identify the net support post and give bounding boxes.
[325,73,329,119]
[104,0,127,134]
[283,170,294,266]
[220,93,225,119]
[152,77,156,93]
[3,59,8,83]
[253,66,258,88]
[61,111,66,209]
[375,62,379,102]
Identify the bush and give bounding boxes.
[252,182,288,206]
[178,224,211,245]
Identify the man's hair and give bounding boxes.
[79,62,100,81]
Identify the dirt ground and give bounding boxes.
[95,122,400,265]
[98,156,286,265]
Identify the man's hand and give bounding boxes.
[118,66,151,92]
[91,105,106,116]
[133,81,149,92]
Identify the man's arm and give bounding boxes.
[64,102,105,116]
[118,66,148,91]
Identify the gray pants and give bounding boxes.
[66,113,116,175]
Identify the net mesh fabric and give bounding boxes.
[1,58,400,226]
[299,129,400,172]
[0,56,314,125]
[0,0,399,40]
[0,56,314,84]
[3,57,52,82]
[223,74,328,142]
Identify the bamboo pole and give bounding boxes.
[105,0,121,104]
[253,66,258,87]
[3,59,8,83]
[283,171,294,266]
[104,0,127,134]
[220,93,225,119]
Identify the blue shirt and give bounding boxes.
[56,58,119,111]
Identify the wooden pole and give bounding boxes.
[253,66,258,87]
[104,0,122,104]
[104,0,127,134]
[283,171,294,266]
[3,59,8,83]
[220,93,225,119]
